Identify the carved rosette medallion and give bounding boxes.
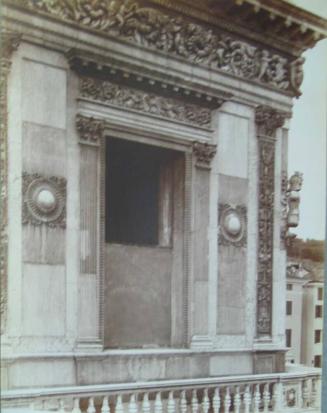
[0,29,21,333]
[22,173,66,228]
[255,105,287,336]
[76,114,105,144]
[193,141,217,168]
[11,0,304,95]
[218,204,247,247]
[80,77,212,128]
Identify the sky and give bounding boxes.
[286,1,327,241]
[288,39,327,241]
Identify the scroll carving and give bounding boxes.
[22,173,67,228]
[76,114,105,144]
[193,141,217,168]
[80,77,212,127]
[13,0,303,95]
[255,105,287,336]
[0,29,21,333]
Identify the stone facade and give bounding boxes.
[1,0,326,391]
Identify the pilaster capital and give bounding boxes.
[192,141,217,169]
[76,114,105,145]
[255,105,288,138]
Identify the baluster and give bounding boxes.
[311,377,321,408]
[155,392,163,413]
[191,390,198,413]
[167,391,175,413]
[302,379,310,408]
[263,384,270,413]
[142,393,151,413]
[116,395,124,413]
[223,387,231,413]
[243,386,251,413]
[212,388,220,413]
[72,398,81,413]
[129,394,138,413]
[272,382,283,412]
[101,396,110,413]
[58,399,65,413]
[253,384,260,413]
[87,397,96,413]
[233,387,241,413]
[180,390,187,413]
[202,389,210,413]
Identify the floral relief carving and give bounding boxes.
[22,173,67,228]
[192,141,217,168]
[80,77,212,127]
[255,105,287,336]
[15,0,303,95]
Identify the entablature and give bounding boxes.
[3,0,326,100]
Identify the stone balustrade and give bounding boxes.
[1,369,321,413]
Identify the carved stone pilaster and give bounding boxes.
[255,105,287,336]
[0,29,21,334]
[192,141,217,168]
[76,114,105,145]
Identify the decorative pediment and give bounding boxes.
[6,0,320,96]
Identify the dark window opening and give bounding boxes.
[315,305,323,318]
[287,284,293,291]
[286,301,293,316]
[315,329,322,344]
[105,137,180,246]
[318,287,323,301]
[286,329,292,347]
[314,355,321,368]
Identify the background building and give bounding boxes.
[1,1,326,412]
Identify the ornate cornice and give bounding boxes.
[7,0,308,96]
[255,105,288,138]
[80,76,212,128]
[76,114,105,145]
[192,141,217,168]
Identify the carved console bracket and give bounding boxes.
[218,204,247,247]
[68,49,231,128]
[76,114,105,145]
[0,29,21,334]
[192,141,217,168]
[22,172,67,228]
[255,105,287,337]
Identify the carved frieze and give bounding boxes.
[12,0,304,95]
[218,204,247,247]
[80,77,212,127]
[76,114,105,144]
[255,105,287,336]
[22,173,66,228]
[192,141,217,168]
[0,29,21,333]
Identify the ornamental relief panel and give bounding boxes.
[13,0,303,95]
[80,77,212,128]
[218,204,247,248]
[22,172,67,228]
